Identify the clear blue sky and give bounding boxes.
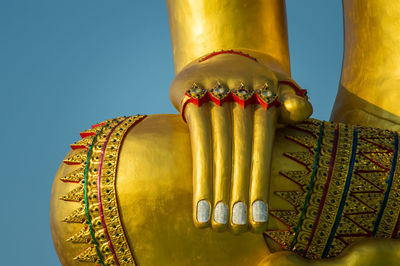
[0,1,342,264]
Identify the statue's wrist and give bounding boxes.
[174,49,289,78]
[169,49,308,114]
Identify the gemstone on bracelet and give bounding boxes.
[210,83,229,100]
[257,84,277,104]
[233,84,254,100]
[187,83,207,99]
[215,85,226,94]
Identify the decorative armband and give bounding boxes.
[199,50,258,63]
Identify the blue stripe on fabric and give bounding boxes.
[322,126,358,258]
[290,123,324,250]
[372,132,399,237]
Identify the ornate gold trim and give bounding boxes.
[265,120,400,259]
[60,115,146,265]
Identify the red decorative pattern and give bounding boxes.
[392,211,400,238]
[279,80,308,97]
[303,124,339,255]
[91,122,106,129]
[181,90,280,121]
[199,50,258,63]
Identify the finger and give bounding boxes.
[185,103,213,228]
[249,105,277,232]
[210,102,232,231]
[278,84,313,124]
[230,102,253,233]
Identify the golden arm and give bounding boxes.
[167,0,312,233]
[331,0,400,130]
[166,0,290,75]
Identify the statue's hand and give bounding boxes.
[170,52,312,233]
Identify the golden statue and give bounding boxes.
[50,0,400,265]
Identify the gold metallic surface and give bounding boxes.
[331,0,400,129]
[258,239,400,266]
[169,53,283,111]
[51,115,400,265]
[279,84,313,124]
[51,155,88,266]
[249,106,276,232]
[93,117,142,264]
[50,0,400,264]
[210,102,232,231]
[116,114,270,265]
[230,103,253,232]
[51,116,144,265]
[185,103,213,227]
[170,52,311,233]
[166,0,290,74]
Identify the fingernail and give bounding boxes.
[214,202,228,224]
[197,200,210,223]
[252,200,268,222]
[232,202,247,225]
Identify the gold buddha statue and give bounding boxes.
[50,0,400,265]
